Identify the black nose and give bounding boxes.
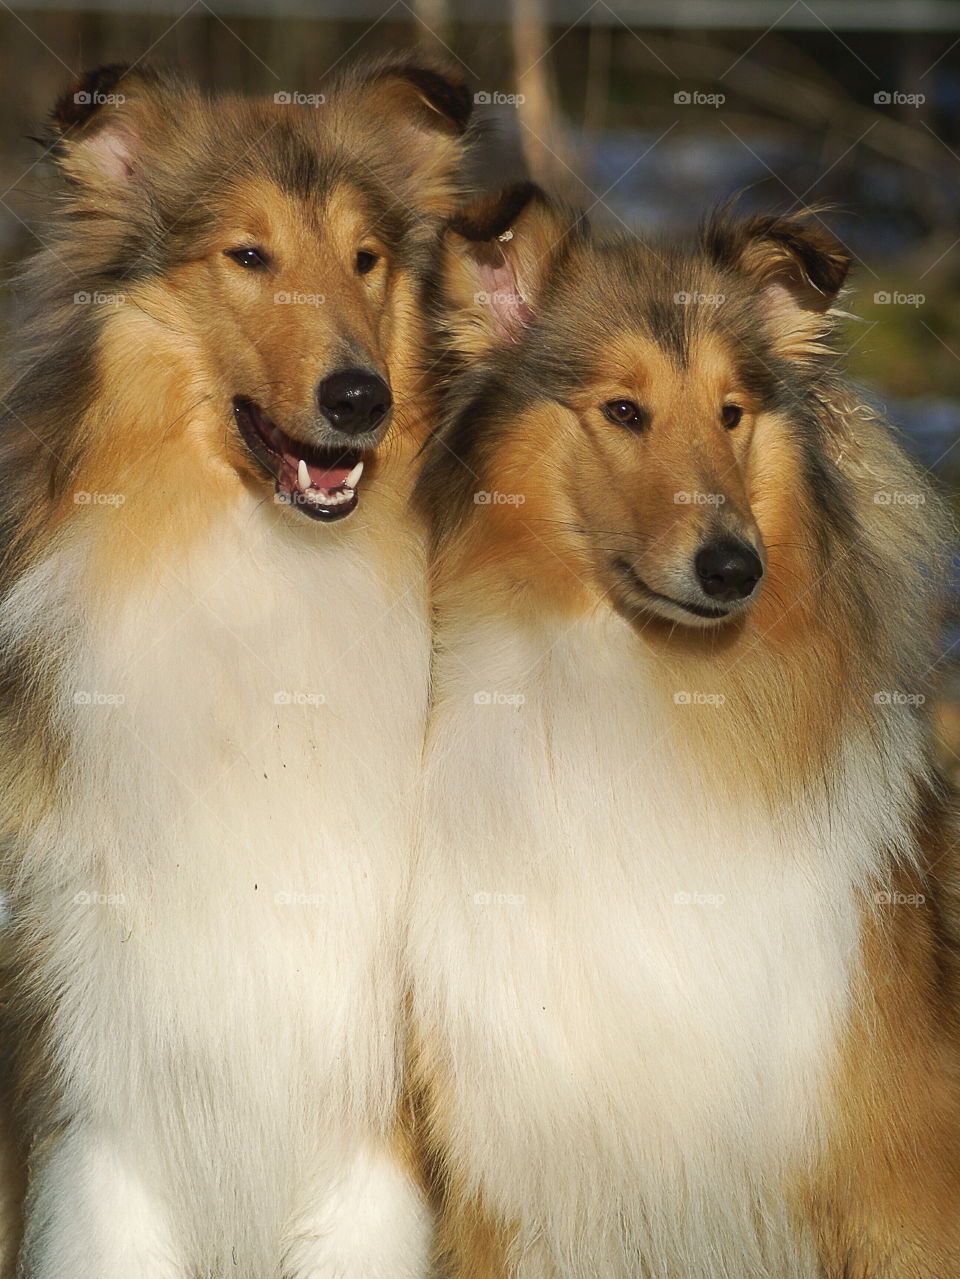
[695,540,763,601]
[316,368,391,436]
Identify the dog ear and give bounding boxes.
[704,212,851,361]
[441,182,585,357]
[345,60,474,216]
[46,64,167,188]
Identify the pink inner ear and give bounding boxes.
[762,280,799,318]
[477,256,533,341]
[85,125,136,182]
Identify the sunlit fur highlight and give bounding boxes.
[0,58,473,1279]
[408,191,960,1277]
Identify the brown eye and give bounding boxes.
[602,399,646,430]
[224,247,270,270]
[722,404,743,430]
[356,250,378,275]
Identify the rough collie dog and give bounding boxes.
[0,59,473,1279]
[409,186,960,1277]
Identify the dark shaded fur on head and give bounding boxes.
[419,186,953,791]
[0,56,475,578]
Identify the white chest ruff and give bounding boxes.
[6,502,431,1269]
[411,611,904,1277]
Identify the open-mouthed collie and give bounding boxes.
[0,59,473,1279]
[409,185,960,1277]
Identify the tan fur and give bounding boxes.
[0,58,474,1279]
[413,189,960,1277]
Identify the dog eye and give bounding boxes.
[356,250,379,275]
[224,247,270,270]
[722,404,743,430]
[602,399,646,430]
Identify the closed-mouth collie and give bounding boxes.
[0,59,472,1279]
[408,185,960,1277]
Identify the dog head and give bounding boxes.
[420,186,852,635]
[42,60,473,525]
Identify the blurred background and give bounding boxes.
[0,0,959,765]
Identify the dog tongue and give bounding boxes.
[283,451,351,491]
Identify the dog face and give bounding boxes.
[421,188,851,632]
[44,61,472,524]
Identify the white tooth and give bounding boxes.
[345,461,364,489]
[297,459,310,491]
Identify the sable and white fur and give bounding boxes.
[408,188,960,1277]
[0,60,474,1279]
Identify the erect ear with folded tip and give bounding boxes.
[704,212,851,362]
[441,182,586,358]
[347,60,475,216]
[46,63,168,189]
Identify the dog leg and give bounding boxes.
[282,1143,432,1279]
[17,1126,183,1279]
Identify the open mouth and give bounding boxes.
[233,397,364,522]
[612,557,731,622]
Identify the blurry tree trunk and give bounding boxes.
[584,18,612,135]
[413,0,450,51]
[512,0,565,183]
